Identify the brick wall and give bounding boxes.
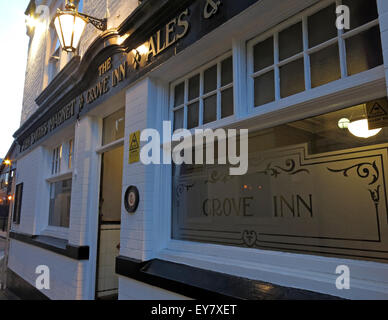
[21,0,139,125]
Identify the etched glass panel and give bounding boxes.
[172,99,388,262]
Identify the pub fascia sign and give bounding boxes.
[21,8,191,152]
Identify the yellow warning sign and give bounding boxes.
[367,98,388,130]
[129,131,140,164]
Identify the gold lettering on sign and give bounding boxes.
[86,76,110,104]
[99,57,112,76]
[147,9,190,59]
[112,62,127,87]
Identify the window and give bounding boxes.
[48,139,73,229]
[248,0,382,107]
[13,183,23,225]
[172,97,388,262]
[68,139,74,169]
[49,179,72,228]
[171,54,234,130]
[51,145,62,175]
[102,109,125,145]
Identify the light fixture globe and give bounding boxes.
[347,119,382,139]
[54,7,87,53]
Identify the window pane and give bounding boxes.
[100,147,123,222]
[254,71,275,107]
[204,65,217,93]
[174,108,184,130]
[188,74,200,101]
[49,179,72,228]
[343,0,378,30]
[346,26,383,76]
[279,22,303,61]
[221,57,233,86]
[280,58,305,98]
[172,100,388,262]
[310,44,341,88]
[204,94,217,124]
[187,102,199,129]
[221,87,234,118]
[253,37,274,72]
[102,108,125,145]
[174,82,184,107]
[308,4,337,48]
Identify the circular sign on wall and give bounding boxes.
[124,186,140,214]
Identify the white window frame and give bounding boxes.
[170,51,235,130]
[247,0,381,116]
[152,0,388,299]
[43,139,74,238]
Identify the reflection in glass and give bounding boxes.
[102,109,125,145]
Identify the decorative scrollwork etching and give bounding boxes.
[327,161,379,185]
[258,159,310,178]
[241,230,257,247]
[205,170,235,184]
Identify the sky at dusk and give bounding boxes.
[0,1,30,159]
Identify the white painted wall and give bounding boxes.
[8,239,87,300]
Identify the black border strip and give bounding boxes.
[10,232,89,260]
[116,256,342,300]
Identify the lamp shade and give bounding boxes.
[347,119,382,138]
[54,11,87,52]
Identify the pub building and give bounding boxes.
[4,0,388,300]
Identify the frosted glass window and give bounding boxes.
[310,44,341,88]
[102,109,125,145]
[280,59,305,98]
[254,71,275,107]
[279,22,303,61]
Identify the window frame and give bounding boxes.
[153,0,388,299]
[170,51,235,130]
[45,139,74,233]
[247,0,381,112]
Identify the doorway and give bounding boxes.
[96,145,123,299]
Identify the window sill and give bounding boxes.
[115,256,340,300]
[9,231,89,260]
[156,239,388,299]
[46,171,73,183]
[41,226,69,240]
